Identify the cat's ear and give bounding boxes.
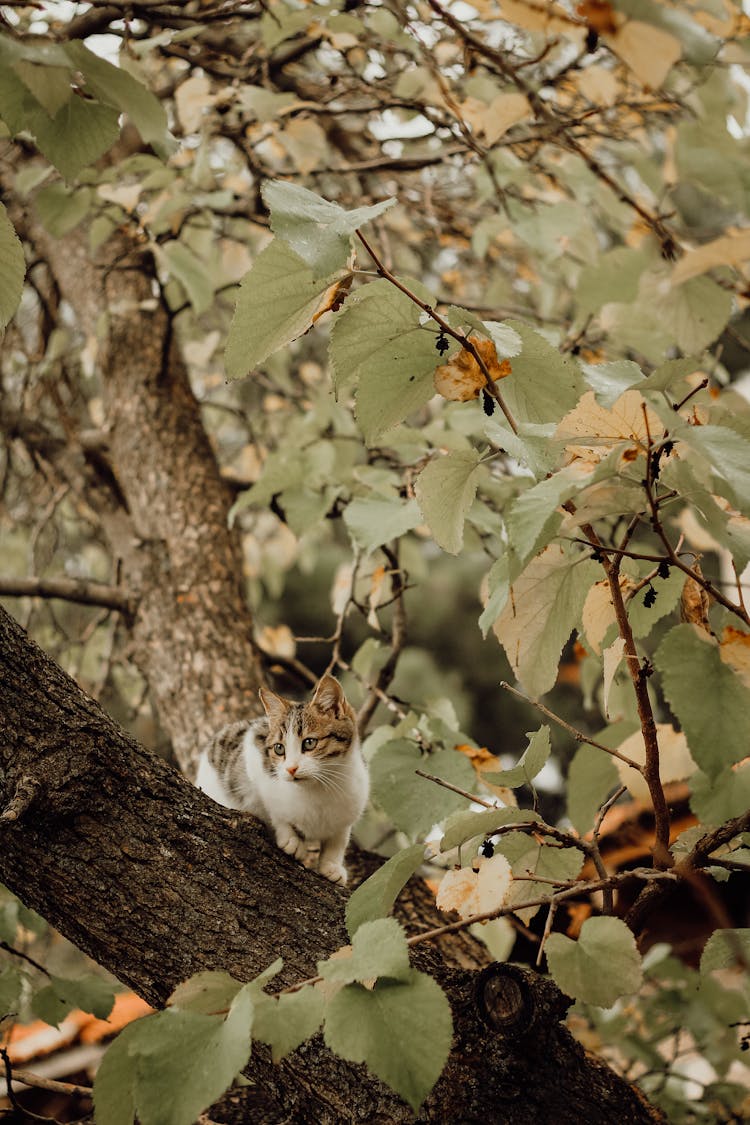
[312,675,347,717]
[259,686,290,724]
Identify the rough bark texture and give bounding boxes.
[0,606,664,1124]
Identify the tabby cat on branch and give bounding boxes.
[195,675,368,884]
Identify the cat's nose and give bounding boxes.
[286,764,298,777]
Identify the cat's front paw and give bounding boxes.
[277,830,305,859]
[319,860,348,885]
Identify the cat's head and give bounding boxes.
[258,675,357,782]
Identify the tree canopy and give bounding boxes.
[1,1,750,1122]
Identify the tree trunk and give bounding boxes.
[0,605,663,1124]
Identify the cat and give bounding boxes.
[195,675,369,885]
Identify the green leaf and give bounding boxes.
[323,971,452,1112]
[654,625,750,777]
[0,202,25,331]
[415,450,481,554]
[263,179,395,278]
[32,973,115,1026]
[583,360,643,408]
[483,726,551,789]
[505,465,584,577]
[576,246,652,315]
[502,838,583,919]
[690,762,750,824]
[345,844,426,937]
[0,965,24,1014]
[319,918,410,984]
[35,182,91,237]
[225,239,343,378]
[343,496,421,554]
[252,986,324,1062]
[676,422,750,516]
[700,929,750,974]
[641,356,701,393]
[168,971,244,1015]
[566,741,622,835]
[108,985,254,1125]
[479,555,510,636]
[0,900,19,944]
[35,96,121,181]
[545,917,643,1007]
[329,279,446,444]
[93,1020,140,1125]
[439,806,540,853]
[501,321,584,426]
[12,60,72,117]
[626,563,685,639]
[491,544,599,698]
[656,275,733,354]
[63,41,175,159]
[370,739,476,837]
[159,241,214,315]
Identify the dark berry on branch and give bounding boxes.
[643,585,657,608]
[657,560,670,580]
[480,840,495,858]
[436,331,450,355]
[482,389,495,416]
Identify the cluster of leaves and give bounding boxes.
[2,0,750,1119]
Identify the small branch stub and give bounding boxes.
[0,776,42,824]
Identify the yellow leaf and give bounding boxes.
[602,635,625,719]
[482,93,532,145]
[719,626,750,690]
[434,336,511,402]
[615,725,697,803]
[175,73,213,133]
[554,390,660,467]
[435,854,513,920]
[255,624,296,659]
[607,21,681,89]
[672,229,750,286]
[576,65,618,107]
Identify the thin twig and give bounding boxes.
[499,681,643,771]
[0,941,51,978]
[9,1068,93,1098]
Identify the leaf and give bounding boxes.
[225,240,344,378]
[435,853,512,920]
[608,20,682,88]
[329,280,445,444]
[672,229,750,286]
[433,336,511,402]
[657,275,733,355]
[415,450,481,554]
[0,202,25,331]
[63,41,175,158]
[700,929,750,974]
[545,916,643,1007]
[676,423,750,516]
[482,726,551,789]
[614,725,697,804]
[582,360,644,409]
[576,246,653,316]
[690,762,750,824]
[502,839,583,920]
[500,321,584,425]
[345,844,425,937]
[319,918,410,984]
[323,971,452,1112]
[566,742,621,835]
[252,986,324,1062]
[370,739,476,837]
[158,241,214,315]
[554,389,660,468]
[32,974,115,1027]
[168,971,244,1015]
[343,496,421,554]
[263,179,395,278]
[440,806,539,853]
[34,96,121,181]
[505,465,587,577]
[12,60,72,117]
[491,544,599,698]
[0,965,24,1015]
[35,182,91,237]
[654,624,750,777]
[96,984,254,1125]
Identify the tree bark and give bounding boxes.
[0,605,664,1124]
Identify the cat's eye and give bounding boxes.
[301,737,317,752]
[272,743,285,756]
